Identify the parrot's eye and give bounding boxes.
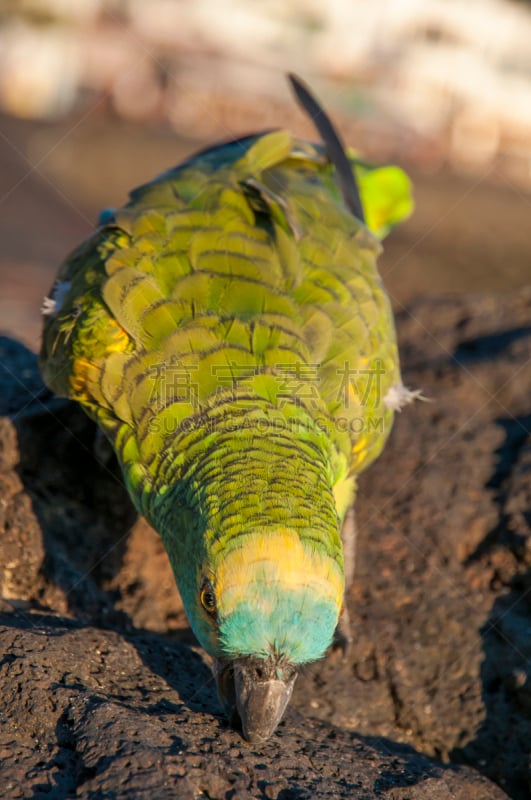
[200,579,217,614]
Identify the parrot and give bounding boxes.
[39,74,414,742]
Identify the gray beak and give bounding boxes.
[215,657,298,743]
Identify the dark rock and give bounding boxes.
[2,290,530,798]
[0,613,507,799]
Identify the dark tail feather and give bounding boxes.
[287,73,365,224]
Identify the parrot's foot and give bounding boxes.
[333,505,356,659]
[340,506,357,589]
[332,604,353,660]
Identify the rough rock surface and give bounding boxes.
[1,288,530,799]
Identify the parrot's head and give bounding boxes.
[191,528,344,742]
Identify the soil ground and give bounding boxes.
[0,109,530,799]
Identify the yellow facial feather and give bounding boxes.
[214,528,344,618]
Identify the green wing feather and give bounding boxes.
[40,129,411,514]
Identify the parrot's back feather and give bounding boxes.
[288,73,365,223]
[41,126,412,506]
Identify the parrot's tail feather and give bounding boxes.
[287,73,365,224]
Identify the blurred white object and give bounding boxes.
[3,0,531,181]
[0,23,81,119]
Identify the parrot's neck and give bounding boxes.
[148,400,344,567]
[144,400,346,661]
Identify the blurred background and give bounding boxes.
[1,0,531,351]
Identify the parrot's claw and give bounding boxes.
[332,604,353,660]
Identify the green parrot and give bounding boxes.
[40,75,414,742]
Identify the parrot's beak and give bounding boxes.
[215,657,298,743]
